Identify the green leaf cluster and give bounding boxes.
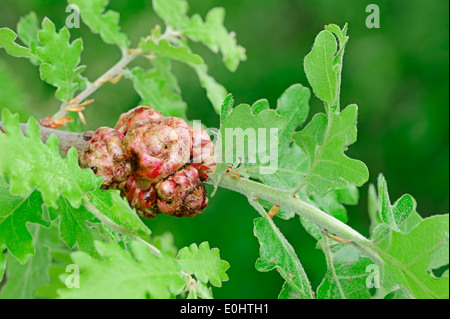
[0,110,150,261]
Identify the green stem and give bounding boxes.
[209,174,381,264]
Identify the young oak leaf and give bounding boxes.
[248,85,310,214]
[254,215,313,299]
[219,93,234,126]
[58,240,186,299]
[49,186,151,256]
[0,109,97,208]
[0,247,5,281]
[304,25,348,113]
[88,188,151,238]
[0,224,63,299]
[177,242,230,287]
[193,64,228,114]
[293,104,369,197]
[299,184,358,239]
[278,282,303,299]
[292,25,368,196]
[17,12,40,49]
[375,214,449,299]
[219,104,286,167]
[186,280,213,299]
[213,86,310,202]
[244,85,311,219]
[377,174,416,232]
[48,197,96,256]
[0,27,32,58]
[0,187,48,263]
[68,0,129,49]
[150,0,233,112]
[36,18,85,102]
[231,98,353,219]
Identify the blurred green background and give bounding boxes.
[0,0,448,298]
